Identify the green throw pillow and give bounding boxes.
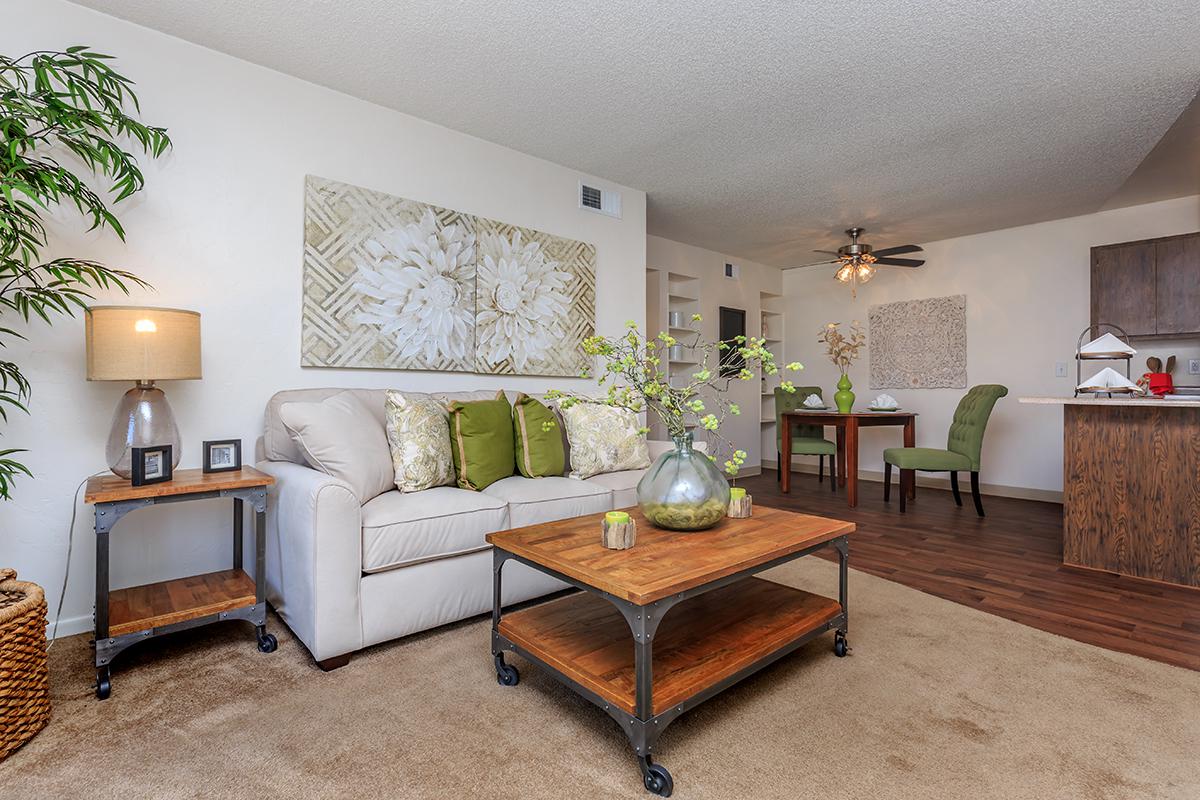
[512,393,565,478]
[447,391,515,490]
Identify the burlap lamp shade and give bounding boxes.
[85,306,202,479]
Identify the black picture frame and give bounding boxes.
[718,306,747,378]
[131,444,173,487]
[203,439,242,474]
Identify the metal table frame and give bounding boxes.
[92,485,273,699]
[491,534,849,796]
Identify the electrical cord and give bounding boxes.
[47,470,107,649]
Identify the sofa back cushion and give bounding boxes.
[447,391,515,491]
[278,390,394,503]
[264,388,502,464]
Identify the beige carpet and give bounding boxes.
[3,559,1197,799]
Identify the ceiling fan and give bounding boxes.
[784,227,925,296]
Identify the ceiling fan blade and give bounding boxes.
[782,259,838,271]
[812,249,841,255]
[871,244,923,258]
[874,257,925,268]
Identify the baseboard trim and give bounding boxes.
[46,613,93,641]
[760,459,1062,504]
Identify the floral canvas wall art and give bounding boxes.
[301,176,595,376]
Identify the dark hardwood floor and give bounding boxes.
[743,469,1200,672]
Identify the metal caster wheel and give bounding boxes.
[640,761,673,797]
[257,630,278,653]
[834,631,849,658]
[95,667,111,700]
[496,663,520,686]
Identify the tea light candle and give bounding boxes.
[728,488,752,518]
[601,511,636,549]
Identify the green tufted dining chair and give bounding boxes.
[883,384,1008,517]
[775,386,837,491]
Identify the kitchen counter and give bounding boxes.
[1024,397,1200,588]
[1020,395,1200,407]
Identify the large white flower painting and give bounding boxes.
[302,176,595,376]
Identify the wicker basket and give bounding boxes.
[0,568,51,761]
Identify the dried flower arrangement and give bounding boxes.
[818,321,866,374]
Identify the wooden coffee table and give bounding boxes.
[486,505,854,796]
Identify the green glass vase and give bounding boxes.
[834,373,855,413]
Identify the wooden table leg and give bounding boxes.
[836,424,847,488]
[904,415,916,499]
[845,418,859,507]
[781,414,792,494]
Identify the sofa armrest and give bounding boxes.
[257,460,363,661]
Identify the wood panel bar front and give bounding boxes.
[1063,403,1200,588]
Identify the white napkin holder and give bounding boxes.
[872,394,899,409]
[802,393,824,408]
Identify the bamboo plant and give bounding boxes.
[0,47,170,498]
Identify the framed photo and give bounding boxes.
[131,445,173,487]
[203,439,242,474]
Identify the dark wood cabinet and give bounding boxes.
[1155,235,1200,335]
[1091,231,1200,338]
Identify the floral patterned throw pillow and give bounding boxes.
[559,402,650,480]
[384,390,455,492]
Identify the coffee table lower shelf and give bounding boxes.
[498,577,840,717]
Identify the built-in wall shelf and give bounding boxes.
[759,289,784,462]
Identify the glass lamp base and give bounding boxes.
[105,383,183,478]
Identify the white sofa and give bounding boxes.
[256,387,672,669]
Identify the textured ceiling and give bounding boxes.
[69,0,1200,265]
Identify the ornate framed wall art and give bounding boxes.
[868,294,967,389]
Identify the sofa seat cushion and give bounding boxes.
[361,487,509,574]
[482,476,612,528]
[583,469,644,509]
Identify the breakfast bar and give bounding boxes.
[1021,396,1200,588]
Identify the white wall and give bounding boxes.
[646,236,783,472]
[783,194,1200,496]
[1,0,646,637]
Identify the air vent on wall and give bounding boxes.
[579,182,621,219]
[724,262,740,280]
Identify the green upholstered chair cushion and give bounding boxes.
[791,436,837,456]
[883,447,972,471]
[945,384,1008,470]
[774,386,834,451]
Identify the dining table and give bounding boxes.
[780,409,918,508]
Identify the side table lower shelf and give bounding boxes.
[108,569,257,636]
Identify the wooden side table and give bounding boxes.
[84,466,276,700]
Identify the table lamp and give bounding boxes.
[86,306,202,478]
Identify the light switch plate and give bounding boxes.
[1189,359,1200,375]
[1055,362,1067,377]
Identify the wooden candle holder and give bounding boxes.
[601,518,637,550]
[728,494,752,518]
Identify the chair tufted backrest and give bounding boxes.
[775,385,825,445]
[946,384,1008,471]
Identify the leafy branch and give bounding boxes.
[0,47,169,498]
[548,316,804,477]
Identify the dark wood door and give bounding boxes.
[1155,233,1200,335]
[1091,242,1156,336]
